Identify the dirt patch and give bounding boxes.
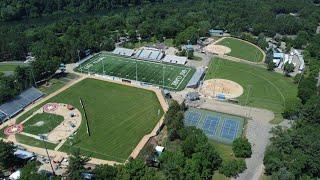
[204,44,231,55]
[200,79,243,99]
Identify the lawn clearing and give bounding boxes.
[0,63,27,72]
[217,37,264,62]
[17,78,164,162]
[206,58,298,123]
[76,53,195,91]
[23,113,64,135]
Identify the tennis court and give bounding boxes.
[184,108,245,144]
[75,53,195,90]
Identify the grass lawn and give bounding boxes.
[0,63,27,72]
[76,53,195,91]
[15,134,56,149]
[206,58,298,123]
[17,78,164,162]
[23,113,64,135]
[217,37,264,62]
[37,73,79,95]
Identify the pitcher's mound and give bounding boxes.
[204,44,231,55]
[200,79,243,99]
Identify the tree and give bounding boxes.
[301,95,320,123]
[267,61,276,71]
[0,140,17,170]
[93,164,118,180]
[67,148,90,180]
[283,62,295,76]
[20,161,46,180]
[219,159,246,177]
[159,151,186,179]
[232,138,252,158]
[282,98,302,119]
[117,159,148,179]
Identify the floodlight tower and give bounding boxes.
[39,134,55,176]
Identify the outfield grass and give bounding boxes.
[217,37,264,62]
[17,78,164,162]
[15,134,56,149]
[23,113,64,135]
[206,58,298,123]
[76,53,195,91]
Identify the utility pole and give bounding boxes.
[136,60,138,81]
[39,135,55,176]
[102,59,105,75]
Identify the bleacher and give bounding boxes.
[112,47,135,57]
[0,111,7,123]
[0,87,44,120]
[134,48,164,61]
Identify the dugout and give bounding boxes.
[186,67,206,88]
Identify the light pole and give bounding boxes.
[39,134,55,176]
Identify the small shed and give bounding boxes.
[186,92,200,101]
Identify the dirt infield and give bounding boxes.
[21,103,82,144]
[200,79,243,99]
[204,44,231,55]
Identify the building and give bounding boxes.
[186,67,206,88]
[14,149,36,160]
[186,92,200,101]
[162,55,187,65]
[209,29,224,36]
[273,52,284,67]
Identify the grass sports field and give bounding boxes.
[23,113,64,135]
[206,58,298,123]
[16,78,164,162]
[217,37,264,62]
[76,53,195,91]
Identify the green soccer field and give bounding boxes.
[206,58,298,123]
[217,37,264,62]
[76,53,195,91]
[16,78,164,162]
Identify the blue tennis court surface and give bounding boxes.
[220,119,239,140]
[202,116,220,136]
[184,108,245,144]
[184,111,201,126]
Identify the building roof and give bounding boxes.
[186,92,200,100]
[187,67,205,87]
[273,52,284,59]
[209,29,224,33]
[14,149,35,160]
[134,48,164,61]
[112,47,135,57]
[162,55,187,65]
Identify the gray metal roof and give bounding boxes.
[112,47,135,57]
[187,67,205,87]
[0,87,44,118]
